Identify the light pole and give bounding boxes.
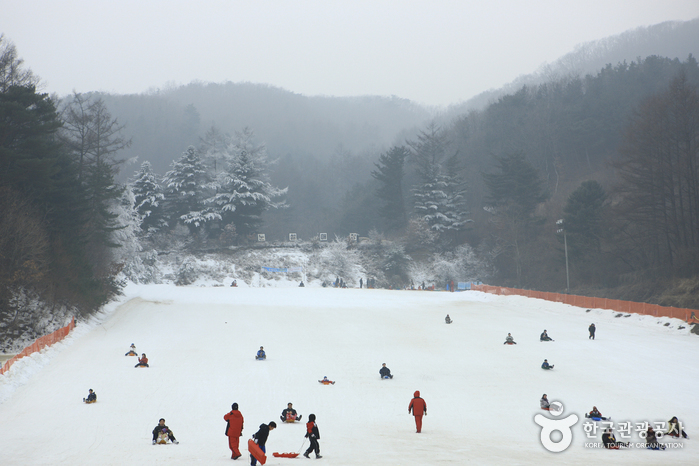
[556,219,570,294]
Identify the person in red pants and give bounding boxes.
[408,390,427,433]
[224,403,244,459]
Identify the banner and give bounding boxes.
[261,266,304,273]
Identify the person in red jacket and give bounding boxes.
[135,353,149,368]
[408,390,427,433]
[224,403,244,460]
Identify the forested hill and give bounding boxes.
[100,82,431,180]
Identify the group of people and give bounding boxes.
[223,402,321,462]
[499,325,600,369]
[540,395,688,449]
[126,343,149,368]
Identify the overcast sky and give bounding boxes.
[2,0,699,107]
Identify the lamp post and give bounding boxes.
[556,219,570,294]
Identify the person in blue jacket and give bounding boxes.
[541,359,554,370]
[255,346,266,360]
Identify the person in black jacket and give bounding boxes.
[152,418,178,444]
[83,389,97,403]
[303,413,322,459]
[589,323,596,340]
[251,422,276,465]
[602,428,628,449]
[379,363,393,379]
[280,402,301,422]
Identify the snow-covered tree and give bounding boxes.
[206,127,287,236]
[163,146,218,232]
[131,161,167,235]
[439,154,472,241]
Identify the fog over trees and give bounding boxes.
[1,19,699,348]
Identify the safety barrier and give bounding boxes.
[0,317,75,375]
[471,285,698,323]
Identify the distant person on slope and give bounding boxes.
[666,416,688,438]
[587,406,609,421]
[540,330,554,341]
[224,402,244,459]
[152,418,178,444]
[540,394,550,410]
[408,390,427,433]
[541,359,554,370]
[280,402,302,422]
[602,427,629,449]
[646,426,666,450]
[125,343,137,356]
[303,413,322,459]
[379,363,393,379]
[504,333,517,344]
[135,353,149,368]
[445,314,452,324]
[83,389,97,403]
[589,323,596,340]
[255,346,266,360]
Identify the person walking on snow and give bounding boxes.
[303,413,322,459]
[224,402,244,459]
[589,323,596,339]
[408,390,427,433]
[250,421,276,466]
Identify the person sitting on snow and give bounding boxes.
[602,427,628,449]
[587,406,609,420]
[666,416,688,438]
[540,394,550,410]
[280,402,302,422]
[379,363,393,379]
[504,333,517,344]
[541,359,554,370]
[255,346,266,360]
[135,353,149,368]
[152,418,179,444]
[83,389,97,403]
[125,343,137,356]
[540,330,554,341]
[445,314,452,324]
[646,426,666,450]
[318,376,335,385]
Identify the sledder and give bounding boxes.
[445,314,452,324]
[152,418,179,444]
[135,353,149,368]
[379,363,393,379]
[255,346,266,360]
[585,406,610,421]
[83,389,97,404]
[504,333,517,345]
[125,343,137,356]
[280,402,302,422]
[318,376,335,385]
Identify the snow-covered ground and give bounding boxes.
[1,284,697,465]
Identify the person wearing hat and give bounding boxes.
[83,389,97,403]
[408,390,427,433]
[280,402,302,422]
[255,346,266,360]
[588,323,596,340]
[224,403,244,459]
[125,343,137,356]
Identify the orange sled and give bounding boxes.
[273,452,300,458]
[248,439,266,465]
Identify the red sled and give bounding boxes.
[273,452,300,458]
[248,439,266,465]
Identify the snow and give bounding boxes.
[1,283,697,465]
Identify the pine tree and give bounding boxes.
[131,161,167,235]
[207,127,286,236]
[440,154,472,240]
[562,180,607,257]
[163,146,217,232]
[371,145,409,232]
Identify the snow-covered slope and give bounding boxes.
[0,284,697,465]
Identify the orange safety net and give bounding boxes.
[1,317,75,375]
[471,286,696,323]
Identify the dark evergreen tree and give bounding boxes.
[371,145,409,232]
[562,180,607,258]
[482,152,548,285]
